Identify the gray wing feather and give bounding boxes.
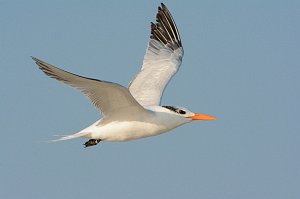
[32,57,147,118]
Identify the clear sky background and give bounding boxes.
[0,0,299,198]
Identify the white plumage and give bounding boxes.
[33,3,216,147]
[129,40,183,106]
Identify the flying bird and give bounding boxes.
[32,3,217,147]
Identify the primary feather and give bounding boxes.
[129,3,184,106]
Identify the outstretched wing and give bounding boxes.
[129,3,184,107]
[32,57,147,118]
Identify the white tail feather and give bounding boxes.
[49,131,91,142]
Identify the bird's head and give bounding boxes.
[162,106,217,121]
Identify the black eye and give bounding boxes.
[178,110,186,114]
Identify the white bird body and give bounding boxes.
[33,3,217,147]
[66,106,192,142]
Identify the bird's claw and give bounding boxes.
[84,139,101,148]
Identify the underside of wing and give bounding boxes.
[129,3,184,107]
[32,57,147,118]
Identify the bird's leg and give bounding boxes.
[84,139,101,148]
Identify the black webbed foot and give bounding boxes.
[84,139,101,148]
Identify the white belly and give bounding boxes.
[78,110,191,142]
[86,121,171,141]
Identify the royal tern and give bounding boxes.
[33,3,217,147]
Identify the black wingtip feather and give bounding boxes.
[150,3,182,50]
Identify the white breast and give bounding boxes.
[84,112,191,141]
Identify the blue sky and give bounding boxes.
[0,0,299,198]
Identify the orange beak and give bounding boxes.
[187,113,218,120]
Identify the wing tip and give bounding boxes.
[31,56,39,62]
[150,3,182,50]
[160,3,167,10]
[31,56,46,69]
